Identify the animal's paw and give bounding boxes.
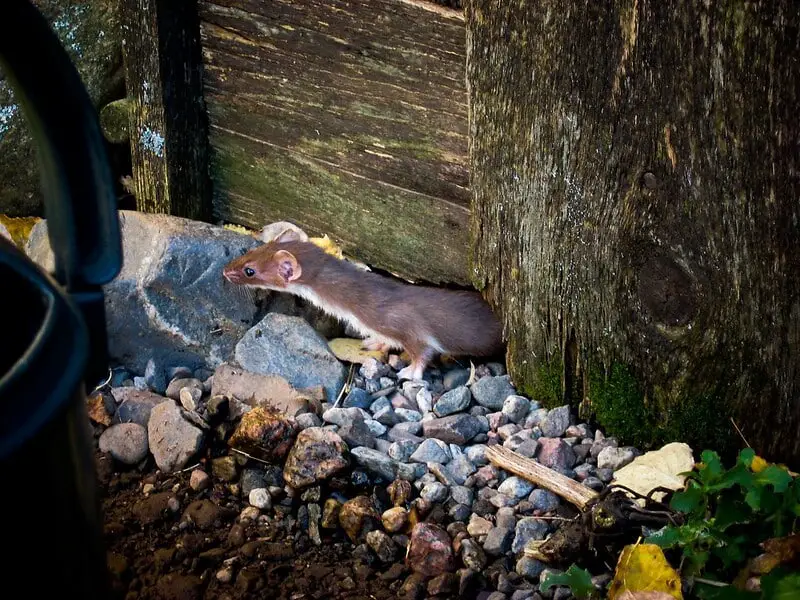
[362,337,391,352]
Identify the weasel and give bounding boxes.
[222,230,504,381]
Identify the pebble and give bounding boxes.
[512,517,549,554]
[495,507,517,530]
[248,488,272,510]
[465,444,489,466]
[382,507,408,532]
[490,492,518,509]
[447,455,477,484]
[373,406,402,427]
[451,485,474,506]
[350,447,398,481]
[443,368,471,391]
[282,428,349,488]
[165,377,203,401]
[433,386,472,417]
[591,436,618,459]
[370,396,391,414]
[388,479,413,506]
[144,358,167,394]
[515,439,539,458]
[502,395,530,423]
[529,489,561,513]
[488,412,509,431]
[470,375,516,410]
[460,538,488,570]
[406,523,455,576]
[396,408,423,422]
[596,467,614,483]
[536,437,577,470]
[524,408,548,429]
[483,526,514,556]
[410,438,452,464]
[343,387,373,410]
[389,440,420,462]
[366,530,398,563]
[147,400,204,472]
[211,456,239,482]
[497,423,521,440]
[339,419,377,449]
[387,422,423,441]
[339,496,380,542]
[583,476,605,491]
[360,358,391,380]
[467,514,493,536]
[189,469,211,491]
[540,405,571,437]
[423,414,482,445]
[420,482,449,503]
[296,412,322,429]
[98,423,149,465]
[449,503,471,522]
[415,388,433,413]
[597,446,636,470]
[498,476,535,499]
[428,462,458,487]
[515,557,546,580]
[427,572,458,596]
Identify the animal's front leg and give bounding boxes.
[396,346,437,381]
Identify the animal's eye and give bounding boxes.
[244,267,255,277]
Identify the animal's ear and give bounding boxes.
[274,250,302,283]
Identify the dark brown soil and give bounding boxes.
[95,451,478,600]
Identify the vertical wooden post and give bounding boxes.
[120,0,211,221]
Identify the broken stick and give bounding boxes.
[486,445,598,510]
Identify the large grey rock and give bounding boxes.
[235,313,347,403]
[422,414,482,445]
[1,0,123,216]
[350,447,398,481]
[470,376,516,410]
[26,211,261,374]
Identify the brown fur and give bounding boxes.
[223,238,504,379]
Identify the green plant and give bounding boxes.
[646,448,800,597]
[539,564,597,599]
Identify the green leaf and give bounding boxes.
[760,567,800,600]
[646,525,682,548]
[539,565,596,599]
[700,450,724,483]
[714,496,753,530]
[695,581,760,600]
[672,484,706,515]
[745,486,764,511]
[737,447,756,467]
[709,463,754,493]
[754,465,793,493]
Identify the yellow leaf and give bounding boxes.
[310,234,344,259]
[750,455,769,473]
[328,338,387,364]
[0,214,42,250]
[608,544,683,600]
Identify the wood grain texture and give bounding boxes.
[467,0,800,465]
[121,0,212,220]
[198,0,470,284]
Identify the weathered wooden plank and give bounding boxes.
[198,0,469,283]
[211,128,470,284]
[120,0,212,220]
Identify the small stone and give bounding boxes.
[144,359,167,394]
[396,408,423,422]
[583,476,605,491]
[502,395,530,423]
[228,406,299,462]
[351,447,398,481]
[596,467,614,482]
[449,503,471,522]
[343,387,373,410]
[365,419,388,437]
[148,400,205,472]
[182,499,223,530]
[496,507,517,530]
[338,419,376,449]
[523,408,548,429]
[397,462,427,482]
[433,386,472,417]
[86,391,114,426]
[179,386,202,411]
[321,498,342,528]
[465,444,489,466]
[296,413,322,429]
[112,388,168,427]
[427,572,458,596]
[189,469,211,491]
[591,436,619,459]
[410,438,452,464]
[400,572,427,599]
[423,414,482,445]
[415,388,433,413]
[597,446,637,470]
[515,556,546,580]
[497,423,521,440]
[536,438,577,470]
[467,514,493,537]
[498,476,535,499]
[516,439,540,458]
[406,523,455,576]
[166,377,203,400]
[248,488,272,510]
[360,357,391,379]
[490,492,519,508]
[339,496,380,542]
[448,455,477,484]
[488,412,509,431]
[323,406,370,426]
[373,406,402,427]
[389,440,419,462]
[388,479,413,506]
[367,530,398,563]
[483,527,514,556]
[512,518,549,554]
[470,375,516,410]
[529,489,561,513]
[98,423,149,465]
[540,405,571,438]
[428,462,458,487]
[211,456,239,482]
[370,396,391,414]
[573,463,594,481]
[451,485,474,506]
[382,506,409,532]
[420,482,449,503]
[283,427,349,488]
[216,567,234,583]
[566,423,591,439]
[443,368,471,391]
